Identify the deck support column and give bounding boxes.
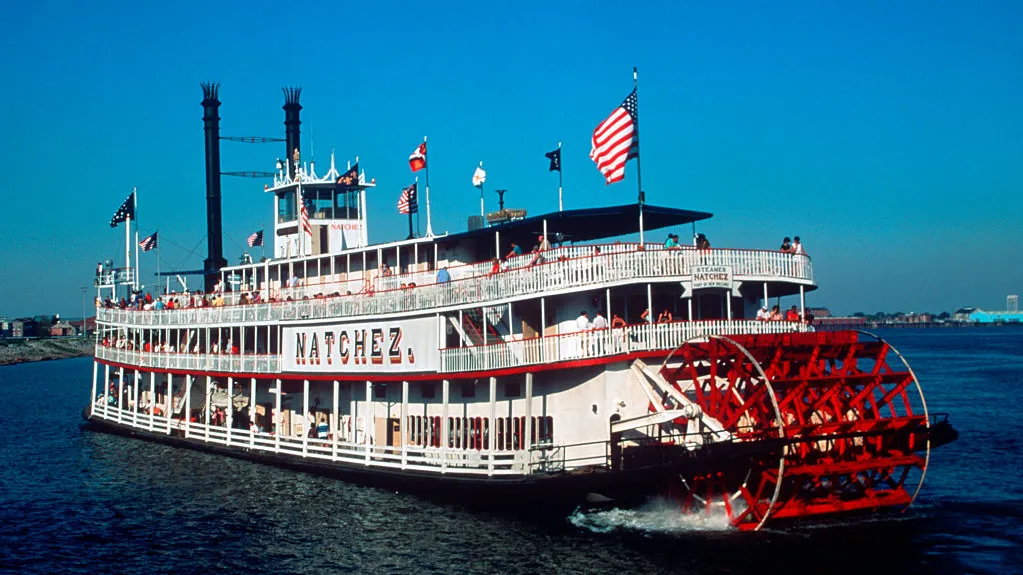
[726,291,732,320]
[441,379,450,473]
[540,297,546,363]
[90,361,98,418]
[688,297,693,321]
[117,367,124,423]
[149,371,156,431]
[800,285,806,323]
[185,374,192,438]
[226,376,234,445]
[205,375,212,442]
[274,378,282,453]
[401,380,409,470]
[488,376,497,476]
[250,377,257,447]
[332,380,339,460]
[525,372,533,452]
[132,372,141,425]
[763,282,769,309]
[165,373,172,434]
[365,380,373,464]
[303,379,310,457]
[646,283,653,324]
[103,364,110,419]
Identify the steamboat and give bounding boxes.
[86,84,957,530]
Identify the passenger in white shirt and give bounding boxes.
[576,311,590,330]
[756,306,770,321]
[591,311,608,330]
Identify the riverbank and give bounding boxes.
[0,337,93,367]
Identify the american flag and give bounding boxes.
[300,203,312,236]
[247,229,263,247]
[397,183,418,214]
[110,190,136,228]
[139,232,158,252]
[589,89,639,185]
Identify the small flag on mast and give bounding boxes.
[398,183,418,214]
[545,148,561,172]
[139,232,158,252]
[589,89,639,184]
[409,142,426,172]
[247,230,263,247]
[336,163,359,188]
[110,190,136,228]
[472,165,486,188]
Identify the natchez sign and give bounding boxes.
[692,265,733,290]
[282,317,438,373]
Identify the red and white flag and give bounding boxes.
[589,89,639,184]
[409,142,426,172]
[300,203,312,236]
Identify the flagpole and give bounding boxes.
[124,211,131,299]
[478,161,485,220]
[558,141,563,212]
[423,136,434,237]
[134,188,140,290]
[407,178,417,239]
[633,67,645,246]
[156,231,161,294]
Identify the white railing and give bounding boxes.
[97,247,813,329]
[90,402,530,476]
[95,346,280,373]
[94,320,809,375]
[439,320,812,373]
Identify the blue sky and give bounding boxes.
[1,0,1021,319]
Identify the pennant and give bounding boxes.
[336,163,359,188]
[409,142,426,172]
[472,165,486,188]
[110,190,136,228]
[545,148,561,172]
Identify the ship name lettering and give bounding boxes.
[388,327,402,364]
[323,332,335,365]
[371,328,384,365]
[294,332,307,365]
[353,329,366,364]
[338,332,350,364]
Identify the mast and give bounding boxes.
[424,136,434,237]
[633,67,645,246]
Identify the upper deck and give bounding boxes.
[96,241,813,328]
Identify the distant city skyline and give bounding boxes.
[2,1,1021,319]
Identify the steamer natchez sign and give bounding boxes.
[282,317,438,373]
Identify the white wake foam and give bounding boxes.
[568,497,737,534]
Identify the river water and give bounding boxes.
[0,327,1020,574]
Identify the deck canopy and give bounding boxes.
[441,203,713,251]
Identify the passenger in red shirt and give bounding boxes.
[785,306,800,321]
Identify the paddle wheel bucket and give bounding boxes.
[651,330,953,530]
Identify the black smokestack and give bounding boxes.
[201,82,227,289]
[283,87,302,177]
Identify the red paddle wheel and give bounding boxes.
[656,330,932,530]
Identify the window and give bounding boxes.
[461,382,475,398]
[504,382,521,398]
[421,383,436,399]
[277,191,296,223]
[373,383,387,400]
[334,187,360,220]
[313,189,333,219]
